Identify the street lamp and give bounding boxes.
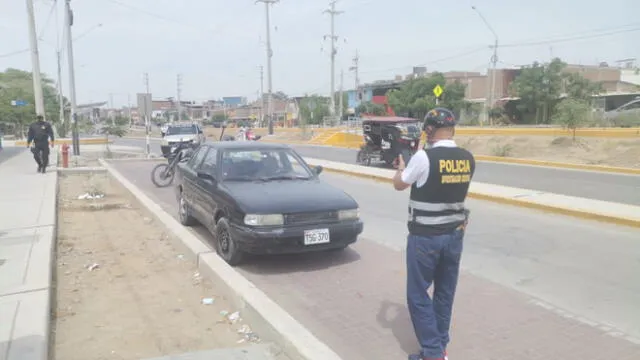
[472,5,498,125]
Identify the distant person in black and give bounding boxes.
[26,115,55,173]
[393,108,475,360]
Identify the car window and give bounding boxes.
[620,101,640,111]
[166,125,197,135]
[199,148,218,176]
[221,149,313,181]
[187,146,207,169]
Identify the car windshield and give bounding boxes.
[221,148,313,181]
[166,125,196,135]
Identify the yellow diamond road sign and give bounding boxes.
[433,84,443,98]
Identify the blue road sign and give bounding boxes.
[10,100,26,106]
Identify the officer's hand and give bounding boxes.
[396,154,405,170]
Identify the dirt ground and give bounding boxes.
[53,173,265,360]
[456,135,640,168]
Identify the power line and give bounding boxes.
[360,46,488,75]
[37,0,58,40]
[501,26,640,48]
[358,25,640,75]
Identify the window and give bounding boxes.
[221,149,313,181]
[200,148,218,176]
[620,101,640,111]
[166,125,197,135]
[187,146,207,168]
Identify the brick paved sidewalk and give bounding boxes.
[240,240,640,360]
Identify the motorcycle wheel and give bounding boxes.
[151,163,175,188]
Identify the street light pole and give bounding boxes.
[472,5,498,126]
[25,0,46,119]
[324,0,343,118]
[256,0,278,134]
[65,0,80,155]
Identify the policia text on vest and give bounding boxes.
[439,159,472,184]
[408,147,476,236]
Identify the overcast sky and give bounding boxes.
[1,0,638,106]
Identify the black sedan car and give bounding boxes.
[174,141,363,265]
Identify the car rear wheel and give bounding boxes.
[178,193,196,226]
[215,218,244,266]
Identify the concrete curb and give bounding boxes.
[98,159,343,360]
[57,167,107,173]
[14,139,111,146]
[307,161,640,229]
[474,155,640,175]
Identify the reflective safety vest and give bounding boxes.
[407,147,475,236]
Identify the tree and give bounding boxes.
[387,73,468,121]
[563,72,604,102]
[509,58,566,124]
[299,95,330,125]
[552,98,590,140]
[0,68,65,137]
[356,101,387,116]
[101,115,129,150]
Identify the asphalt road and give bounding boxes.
[0,147,25,165]
[110,159,640,360]
[114,138,640,206]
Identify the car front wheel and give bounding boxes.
[215,218,244,266]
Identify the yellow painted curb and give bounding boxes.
[475,155,640,175]
[309,164,640,229]
[15,138,111,146]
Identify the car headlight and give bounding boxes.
[338,208,359,220]
[244,214,284,226]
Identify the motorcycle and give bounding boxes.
[150,142,195,187]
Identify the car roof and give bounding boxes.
[204,141,291,151]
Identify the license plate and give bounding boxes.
[304,228,330,245]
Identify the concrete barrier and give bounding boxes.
[305,157,640,229]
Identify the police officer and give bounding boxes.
[26,115,55,173]
[392,108,475,360]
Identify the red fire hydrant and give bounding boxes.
[61,143,70,168]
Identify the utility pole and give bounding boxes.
[109,93,114,125]
[176,74,182,124]
[56,50,64,131]
[127,93,132,127]
[338,69,344,120]
[472,5,498,126]
[324,0,343,117]
[256,0,278,134]
[144,73,150,156]
[350,50,360,89]
[489,39,498,125]
[26,0,46,119]
[65,0,80,155]
[259,65,264,126]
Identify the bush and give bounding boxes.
[552,99,590,140]
[491,143,513,157]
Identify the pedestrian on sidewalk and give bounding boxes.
[26,115,55,173]
[392,108,476,360]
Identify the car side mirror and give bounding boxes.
[197,171,216,182]
[313,165,323,175]
[198,129,203,134]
